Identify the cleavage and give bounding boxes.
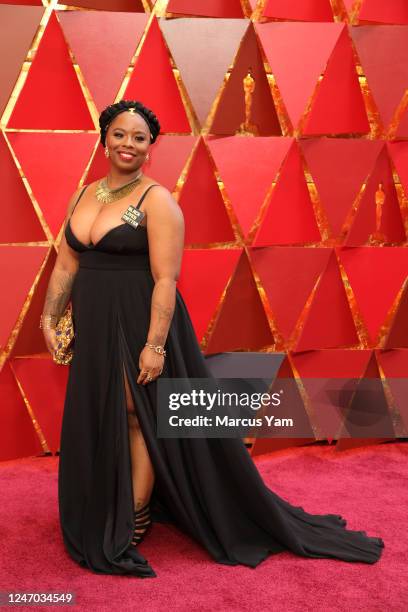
[71,207,128,247]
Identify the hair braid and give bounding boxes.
[99,100,161,147]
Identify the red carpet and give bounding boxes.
[0,442,406,611]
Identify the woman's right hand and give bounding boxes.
[43,328,58,356]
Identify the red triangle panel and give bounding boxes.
[7,12,94,129]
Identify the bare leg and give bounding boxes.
[123,364,155,541]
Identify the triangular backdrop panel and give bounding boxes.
[387,141,408,197]
[377,349,408,434]
[160,17,248,127]
[263,0,334,21]
[123,17,191,134]
[338,352,395,439]
[0,246,47,351]
[7,12,94,129]
[295,250,359,350]
[256,22,342,129]
[301,137,383,237]
[339,247,408,344]
[11,250,57,358]
[0,132,46,243]
[210,23,281,135]
[167,0,245,18]
[59,11,148,112]
[384,282,408,349]
[64,0,145,11]
[9,133,98,238]
[0,0,42,5]
[0,5,44,118]
[292,348,372,376]
[178,138,235,245]
[396,106,408,137]
[11,357,69,453]
[345,144,406,246]
[0,363,42,462]
[352,26,408,130]
[206,250,275,353]
[177,248,242,341]
[207,136,293,237]
[253,140,321,246]
[249,246,331,341]
[291,349,373,439]
[359,0,408,25]
[303,26,369,135]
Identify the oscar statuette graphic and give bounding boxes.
[369,182,387,244]
[236,67,259,136]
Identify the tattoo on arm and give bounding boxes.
[148,301,174,346]
[42,269,76,320]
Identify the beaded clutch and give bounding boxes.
[53,305,75,365]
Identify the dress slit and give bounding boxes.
[120,344,157,512]
[101,311,157,577]
[116,311,163,519]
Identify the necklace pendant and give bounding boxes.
[95,172,143,204]
[95,185,113,204]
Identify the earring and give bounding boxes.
[105,146,110,158]
[145,153,150,162]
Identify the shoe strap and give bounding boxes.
[134,501,150,515]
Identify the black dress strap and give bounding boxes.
[135,184,161,209]
[69,184,89,218]
[69,183,159,218]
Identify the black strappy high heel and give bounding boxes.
[130,502,152,547]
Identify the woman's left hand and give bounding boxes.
[137,346,164,385]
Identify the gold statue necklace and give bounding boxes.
[95,170,144,204]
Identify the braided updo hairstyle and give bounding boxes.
[99,100,161,147]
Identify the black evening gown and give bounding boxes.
[58,184,384,578]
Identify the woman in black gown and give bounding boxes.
[41,100,384,577]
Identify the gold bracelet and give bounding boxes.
[145,342,166,357]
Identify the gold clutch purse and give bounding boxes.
[53,305,75,365]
